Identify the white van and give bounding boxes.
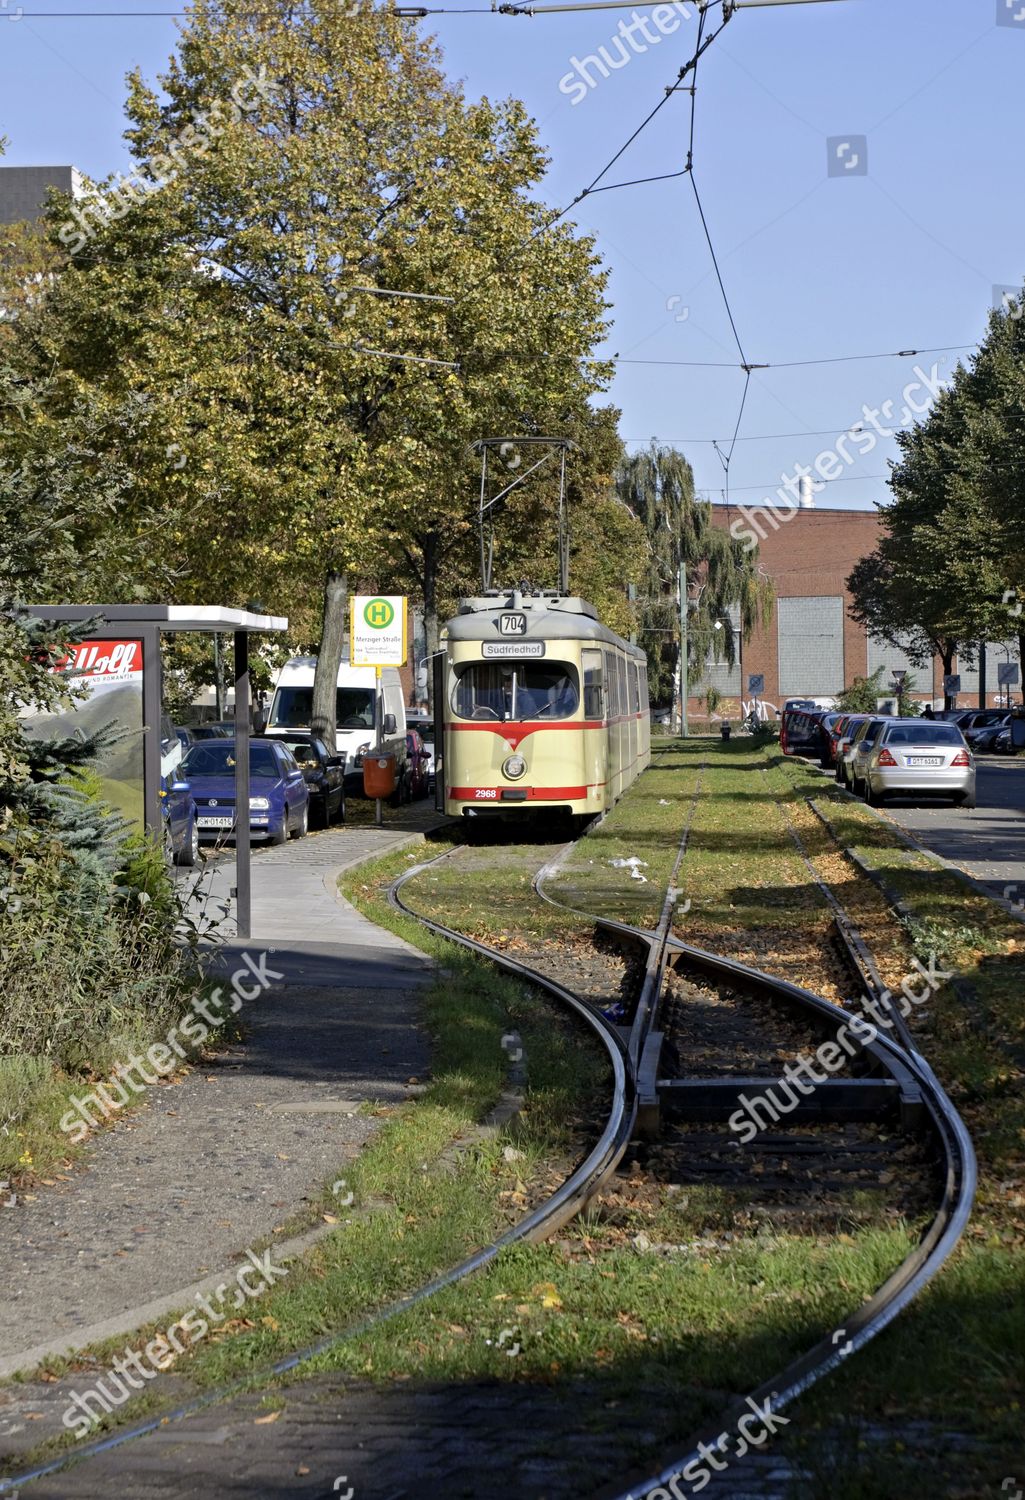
[265,657,408,796]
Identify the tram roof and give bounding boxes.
[444,592,645,658]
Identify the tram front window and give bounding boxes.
[453,663,579,721]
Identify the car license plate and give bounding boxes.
[907,756,943,766]
[197,815,234,828]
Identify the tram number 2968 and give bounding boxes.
[474,788,498,799]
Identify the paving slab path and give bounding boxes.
[0,809,449,1381]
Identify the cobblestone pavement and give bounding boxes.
[11,1370,996,1500]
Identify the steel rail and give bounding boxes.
[532,787,973,1500]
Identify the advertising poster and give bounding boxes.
[22,638,146,829]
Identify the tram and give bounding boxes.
[440,589,650,818]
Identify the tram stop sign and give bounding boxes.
[943,673,961,698]
[350,595,407,667]
[747,674,764,696]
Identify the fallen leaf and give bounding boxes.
[322,1213,338,1224]
[254,1411,281,1425]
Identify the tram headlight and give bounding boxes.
[502,753,527,780]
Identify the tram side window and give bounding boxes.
[583,650,605,720]
[607,651,619,718]
[617,656,627,718]
[631,663,641,714]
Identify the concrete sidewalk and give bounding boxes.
[0,811,449,1387]
[180,803,450,941]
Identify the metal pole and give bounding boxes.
[375,665,383,827]
[434,650,446,813]
[978,640,986,710]
[679,562,688,738]
[234,630,251,942]
[213,633,224,721]
[141,626,162,839]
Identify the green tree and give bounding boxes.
[616,443,773,705]
[4,2,615,711]
[852,345,1025,708]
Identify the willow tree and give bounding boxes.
[617,444,773,704]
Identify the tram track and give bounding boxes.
[394,776,976,1499]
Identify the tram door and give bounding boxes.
[582,649,608,798]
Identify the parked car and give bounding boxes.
[175,725,196,753]
[840,717,886,790]
[416,716,437,790]
[780,706,832,762]
[177,738,310,844]
[850,718,975,808]
[994,725,1014,754]
[264,732,346,826]
[832,714,873,784]
[962,713,1011,753]
[160,772,198,866]
[405,727,431,799]
[188,722,233,740]
[957,708,1009,734]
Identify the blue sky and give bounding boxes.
[1,0,1019,515]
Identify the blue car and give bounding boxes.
[177,738,310,845]
[161,773,199,866]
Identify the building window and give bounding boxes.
[777,597,844,696]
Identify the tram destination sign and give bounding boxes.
[482,641,546,659]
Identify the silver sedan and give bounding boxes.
[851,719,975,808]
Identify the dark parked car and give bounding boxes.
[264,732,346,826]
[178,738,310,844]
[161,772,198,866]
[780,707,837,765]
[405,728,431,799]
[962,713,1011,753]
[188,722,233,741]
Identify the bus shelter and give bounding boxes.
[25,604,288,939]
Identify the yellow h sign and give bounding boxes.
[350,595,406,667]
[364,598,394,629]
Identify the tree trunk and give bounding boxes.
[941,641,956,711]
[311,571,348,746]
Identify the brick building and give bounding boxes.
[689,504,1019,717]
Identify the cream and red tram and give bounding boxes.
[440,591,650,818]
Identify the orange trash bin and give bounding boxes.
[363,752,396,799]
